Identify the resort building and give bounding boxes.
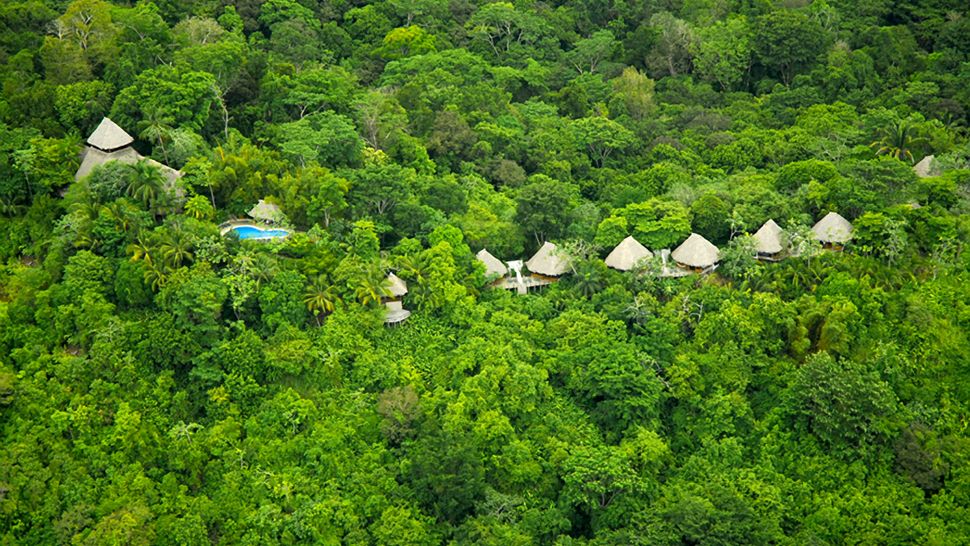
[671,233,720,273]
[753,219,785,261]
[526,242,569,277]
[476,248,508,279]
[74,117,183,197]
[384,272,411,325]
[812,212,853,248]
[604,236,653,271]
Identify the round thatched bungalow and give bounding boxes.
[476,248,508,278]
[671,233,720,272]
[526,242,569,278]
[753,219,785,261]
[604,236,653,271]
[812,212,853,247]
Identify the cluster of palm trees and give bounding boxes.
[303,263,392,325]
[127,225,195,290]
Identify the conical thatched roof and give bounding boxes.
[604,236,653,271]
[671,233,720,268]
[753,219,784,255]
[87,117,134,152]
[387,272,408,297]
[913,155,939,178]
[812,212,852,243]
[248,199,284,223]
[476,248,508,277]
[526,242,569,276]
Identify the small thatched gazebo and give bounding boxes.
[671,233,720,272]
[248,199,285,224]
[604,236,653,271]
[476,248,508,278]
[386,272,408,298]
[753,219,784,261]
[384,273,411,325]
[913,155,939,178]
[526,242,569,277]
[812,212,852,247]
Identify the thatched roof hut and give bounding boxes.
[526,242,569,277]
[476,249,508,277]
[913,155,939,178]
[604,236,653,271]
[812,212,853,244]
[86,117,134,152]
[387,272,408,297]
[671,233,719,269]
[248,200,285,223]
[74,146,141,181]
[753,219,784,255]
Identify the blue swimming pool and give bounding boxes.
[230,225,290,240]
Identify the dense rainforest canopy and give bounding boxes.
[1,0,969,543]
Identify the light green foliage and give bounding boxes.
[570,116,636,168]
[609,67,656,120]
[645,12,694,78]
[54,80,115,133]
[691,16,751,91]
[515,175,580,244]
[594,215,628,249]
[606,198,692,249]
[275,111,363,167]
[851,212,908,263]
[719,234,759,281]
[377,26,436,61]
[259,269,307,330]
[467,2,550,64]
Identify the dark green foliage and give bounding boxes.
[787,352,899,452]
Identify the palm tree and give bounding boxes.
[355,269,391,307]
[143,261,168,291]
[127,162,166,214]
[623,295,653,327]
[571,259,605,298]
[184,194,214,221]
[138,107,175,164]
[127,237,155,265]
[0,198,25,217]
[158,227,193,270]
[304,276,338,325]
[102,200,137,233]
[870,119,927,164]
